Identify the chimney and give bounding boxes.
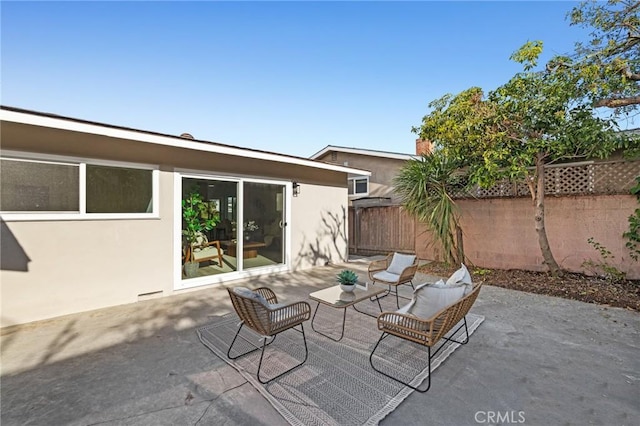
[415,138,433,155]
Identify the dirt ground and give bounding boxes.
[420,262,640,312]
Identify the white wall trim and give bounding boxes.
[173,170,293,291]
[0,151,160,221]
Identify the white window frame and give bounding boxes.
[0,150,159,221]
[174,170,292,291]
[348,176,369,198]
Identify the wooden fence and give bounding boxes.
[347,160,639,266]
[348,205,415,255]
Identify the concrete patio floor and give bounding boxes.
[1,258,639,425]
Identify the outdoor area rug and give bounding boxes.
[197,297,484,426]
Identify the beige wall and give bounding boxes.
[1,171,175,327]
[415,195,640,279]
[290,184,349,270]
[1,122,351,327]
[316,152,407,202]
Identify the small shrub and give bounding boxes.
[473,268,492,277]
[582,237,626,283]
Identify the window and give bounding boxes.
[0,153,157,219]
[86,165,152,213]
[348,177,369,197]
[1,158,79,211]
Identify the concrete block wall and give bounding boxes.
[415,194,640,279]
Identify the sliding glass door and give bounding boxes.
[179,175,287,283]
[181,177,239,279]
[242,182,286,270]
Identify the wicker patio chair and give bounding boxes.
[227,286,311,383]
[369,281,482,392]
[368,252,419,308]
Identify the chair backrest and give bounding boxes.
[430,281,482,343]
[227,288,271,335]
[387,252,418,279]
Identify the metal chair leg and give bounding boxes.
[369,333,432,393]
[257,324,309,384]
[441,317,469,345]
[373,283,411,308]
[369,317,470,393]
[395,286,400,309]
[370,282,391,302]
[227,322,275,360]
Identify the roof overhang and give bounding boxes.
[310,145,418,161]
[0,106,371,177]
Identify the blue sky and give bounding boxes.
[2,1,591,158]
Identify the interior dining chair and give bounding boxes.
[226,286,311,383]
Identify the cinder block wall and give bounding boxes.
[415,194,640,279]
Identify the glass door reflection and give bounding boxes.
[242,182,285,269]
[181,177,238,279]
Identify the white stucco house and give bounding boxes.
[0,106,370,327]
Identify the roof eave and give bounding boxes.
[0,106,371,177]
[310,145,417,161]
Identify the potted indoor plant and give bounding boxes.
[337,269,358,292]
[182,189,220,277]
[243,220,260,241]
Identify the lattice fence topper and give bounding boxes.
[452,160,640,199]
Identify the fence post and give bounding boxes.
[354,206,360,254]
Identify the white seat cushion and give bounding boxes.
[373,270,401,283]
[380,300,415,327]
[387,253,416,275]
[192,246,222,261]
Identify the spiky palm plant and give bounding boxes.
[394,150,465,264]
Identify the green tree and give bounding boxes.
[394,150,466,264]
[413,42,621,276]
[548,0,639,111]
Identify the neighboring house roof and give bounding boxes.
[0,106,371,176]
[309,145,418,161]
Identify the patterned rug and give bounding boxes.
[197,297,484,426]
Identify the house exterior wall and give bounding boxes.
[290,184,349,269]
[315,152,407,203]
[414,195,640,279]
[1,170,175,326]
[1,121,351,327]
